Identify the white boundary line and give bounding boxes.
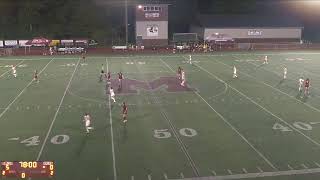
[0,58,54,120]
[169,167,320,180]
[106,57,117,180]
[160,57,276,170]
[0,60,25,78]
[195,61,320,147]
[36,58,81,160]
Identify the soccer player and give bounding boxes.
[106,72,111,84]
[83,113,93,133]
[33,70,39,83]
[298,77,304,92]
[189,55,192,64]
[304,78,310,96]
[233,66,238,78]
[122,102,128,123]
[180,70,186,86]
[263,55,268,64]
[109,87,116,103]
[177,66,182,80]
[99,64,105,82]
[283,67,287,79]
[11,65,17,78]
[118,72,124,89]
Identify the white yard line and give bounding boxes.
[170,167,320,180]
[0,58,54,120]
[195,62,320,147]
[159,58,276,170]
[36,58,80,161]
[0,60,25,78]
[106,57,117,180]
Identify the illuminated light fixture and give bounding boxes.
[138,5,142,9]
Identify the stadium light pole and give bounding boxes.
[125,0,128,46]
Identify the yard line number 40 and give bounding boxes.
[154,128,197,139]
[20,135,69,146]
[273,122,314,132]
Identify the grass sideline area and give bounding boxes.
[1,51,320,180]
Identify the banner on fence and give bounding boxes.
[5,40,18,46]
[0,40,3,47]
[19,40,30,47]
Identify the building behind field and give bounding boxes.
[191,14,303,43]
[135,4,169,47]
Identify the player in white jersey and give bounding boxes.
[180,70,186,86]
[11,65,17,78]
[189,55,192,64]
[109,87,116,102]
[263,55,268,64]
[283,67,287,79]
[298,77,304,92]
[83,113,93,133]
[233,66,238,78]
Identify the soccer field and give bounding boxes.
[2,51,320,180]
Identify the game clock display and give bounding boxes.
[1,161,54,178]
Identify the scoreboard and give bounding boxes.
[1,161,54,178]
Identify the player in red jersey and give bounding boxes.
[304,78,310,96]
[105,72,111,84]
[177,66,182,80]
[122,102,128,123]
[33,70,39,83]
[118,72,124,89]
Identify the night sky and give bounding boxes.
[95,0,320,41]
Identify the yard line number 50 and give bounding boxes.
[154,128,197,139]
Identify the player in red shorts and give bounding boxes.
[177,66,182,80]
[304,78,310,96]
[118,72,124,89]
[33,70,39,83]
[122,102,128,123]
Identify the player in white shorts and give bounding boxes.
[180,70,186,86]
[283,67,287,79]
[109,87,116,102]
[12,65,17,78]
[189,55,192,64]
[298,77,304,92]
[83,113,93,133]
[263,55,268,64]
[233,66,238,78]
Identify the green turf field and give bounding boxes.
[1,51,320,180]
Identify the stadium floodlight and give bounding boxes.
[215,33,219,35]
[138,5,142,9]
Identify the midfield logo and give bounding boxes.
[109,76,194,94]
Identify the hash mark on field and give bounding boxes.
[301,164,308,169]
[163,173,168,179]
[310,122,320,125]
[287,164,293,170]
[257,166,264,173]
[211,170,217,176]
[148,174,152,180]
[227,169,233,175]
[242,168,248,174]
[131,176,134,180]
[180,172,185,178]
